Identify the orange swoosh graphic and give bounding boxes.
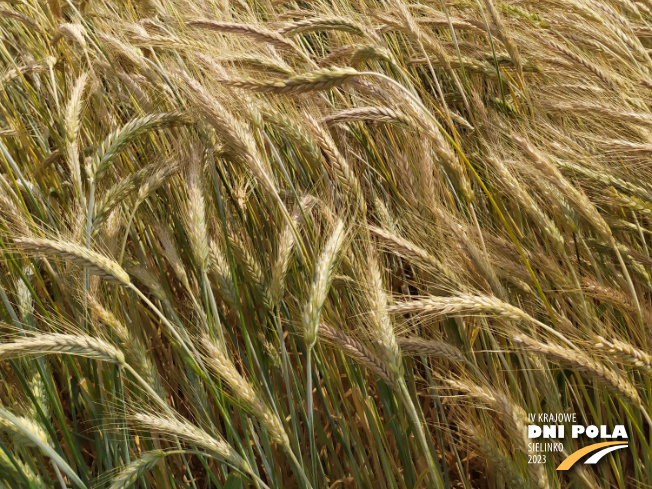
[556,442,628,470]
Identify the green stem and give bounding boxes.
[84,177,95,328]
[306,348,316,485]
[397,378,444,488]
[285,444,314,489]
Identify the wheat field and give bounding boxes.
[0,0,651,487]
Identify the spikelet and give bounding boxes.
[466,426,530,489]
[365,249,402,377]
[349,45,394,66]
[0,412,49,447]
[445,379,548,489]
[0,447,47,488]
[0,177,29,235]
[184,155,210,270]
[278,17,367,37]
[137,159,181,203]
[305,114,366,214]
[209,241,239,307]
[202,337,289,446]
[369,225,455,280]
[543,38,618,88]
[216,68,358,94]
[88,296,161,390]
[487,156,564,251]
[15,265,33,322]
[397,336,467,364]
[270,198,312,307]
[319,323,393,384]
[0,62,48,87]
[303,219,346,348]
[389,294,533,322]
[26,366,49,419]
[154,222,191,290]
[609,186,652,216]
[0,7,37,27]
[514,135,612,239]
[108,450,166,489]
[15,237,130,285]
[131,413,249,471]
[230,237,272,309]
[0,332,125,364]
[482,0,523,79]
[91,112,189,179]
[63,73,88,201]
[414,14,484,33]
[93,164,152,231]
[97,33,152,74]
[129,32,212,53]
[513,335,644,411]
[178,73,279,199]
[188,19,303,54]
[323,107,411,126]
[582,278,652,325]
[211,54,293,74]
[595,336,652,374]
